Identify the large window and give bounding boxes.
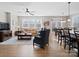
[52,17,62,28]
[22,19,41,29]
[52,17,67,31]
[72,15,79,30]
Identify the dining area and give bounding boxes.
[54,27,79,57]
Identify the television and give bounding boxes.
[0,22,10,30]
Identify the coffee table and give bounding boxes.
[18,33,32,40]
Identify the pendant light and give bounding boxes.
[67,2,71,22]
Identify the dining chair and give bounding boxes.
[57,28,65,45]
[63,28,77,53]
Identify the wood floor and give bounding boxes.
[0,32,77,57]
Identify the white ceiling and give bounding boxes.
[0,2,79,16]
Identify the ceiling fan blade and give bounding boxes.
[28,12,34,15]
[26,8,29,12]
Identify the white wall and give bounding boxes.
[0,11,6,22]
[10,13,18,36]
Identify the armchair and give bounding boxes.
[33,29,50,48]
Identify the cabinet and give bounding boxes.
[0,30,12,42]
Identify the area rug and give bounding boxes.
[16,37,34,45]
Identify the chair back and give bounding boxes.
[75,32,79,40]
[63,28,70,37]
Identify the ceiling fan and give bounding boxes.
[25,8,34,15]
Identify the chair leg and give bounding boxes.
[33,42,34,48]
[47,41,49,46]
[64,45,65,49]
[68,44,71,53]
[68,42,73,53]
[60,37,62,46]
[64,40,66,49]
[58,36,60,43]
[48,43,49,46]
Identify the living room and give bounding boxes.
[0,1,79,57]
